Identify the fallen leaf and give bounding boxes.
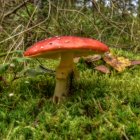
[131,60,140,66]
[94,65,110,74]
[84,54,102,62]
[103,52,131,72]
[84,55,102,67]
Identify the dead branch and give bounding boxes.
[3,0,30,18]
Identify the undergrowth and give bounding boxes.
[0,49,140,140]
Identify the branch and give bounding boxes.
[3,0,30,18]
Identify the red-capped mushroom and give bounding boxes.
[24,36,109,103]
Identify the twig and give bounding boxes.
[91,0,131,36]
[0,0,52,44]
[3,0,30,18]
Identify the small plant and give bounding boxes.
[0,51,55,89]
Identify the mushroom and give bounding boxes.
[24,36,109,103]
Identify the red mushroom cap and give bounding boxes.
[24,36,109,59]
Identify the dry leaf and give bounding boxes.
[131,60,140,66]
[84,55,102,67]
[74,55,102,63]
[94,65,110,74]
[84,55,102,62]
[103,52,131,72]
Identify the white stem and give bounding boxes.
[53,52,78,103]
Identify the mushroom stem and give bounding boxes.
[53,52,78,103]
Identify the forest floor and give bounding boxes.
[0,49,140,140]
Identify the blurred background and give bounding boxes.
[0,0,140,55]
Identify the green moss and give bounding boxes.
[0,49,140,139]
